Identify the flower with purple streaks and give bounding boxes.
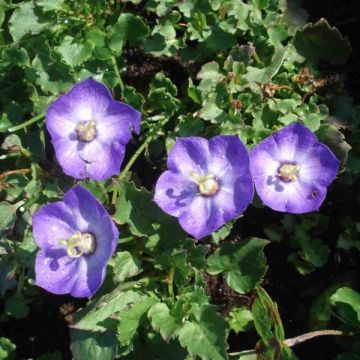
[46,78,141,181]
[250,122,340,214]
[154,136,254,239]
[32,185,118,298]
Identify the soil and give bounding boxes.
[1,1,360,359]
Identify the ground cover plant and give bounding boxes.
[0,0,360,359]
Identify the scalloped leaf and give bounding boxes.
[294,18,351,65]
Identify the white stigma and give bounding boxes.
[76,120,97,142]
[190,172,220,196]
[59,231,96,258]
[277,163,300,182]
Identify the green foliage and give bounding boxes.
[177,304,228,360]
[1,0,359,359]
[294,19,352,65]
[70,330,117,360]
[207,238,269,294]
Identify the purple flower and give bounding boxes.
[154,136,254,239]
[250,122,340,214]
[32,185,118,298]
[46,78,141,181]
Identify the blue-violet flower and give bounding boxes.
[32,185,118,298]
[250,122,340,214]
[154,136,254,239]
[46,78,141,181]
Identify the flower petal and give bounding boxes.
[207,135,250,178]
[35,249,78,295]
[66,78,113,122]
[52,138,87,179]
[272,122,317,162]
[214,175,254,222]
[167,137,210,178]
[32,202,77,249]
[76,138,125,181]
[179,196,223,239]
[70,257,106,298]
[154,170,198,217]
[96,101,141,145]
[254,176,327,213]
[64,185,119,254]
[299,143,340,186]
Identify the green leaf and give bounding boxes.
[0,201,24,231]
[70,330,117,360]
[1,46,30,68]
[309,285,342,330]
[37,0,65,11]
[9,3,48,43]
[330,287,360,326]
[199,93,226,123]
[148,302,184,340]
[112,251,142,282]
[252,287,285,341]
[71,289,143,332]
[86,28,112,60]
[293,19,351,65]
[316,124,351,164]
[123,86,145,111]
[244,44,288,84]
[4,293,30,319]
[227,308,254,333]
[148,73,180,114]
[252,0,269,10]
[56,36,93,67]
[177,304,228,360]
[0,337,16,360]
[1,134,22,151]
[118,295,157,345]
[207,238,269,294]
[108,13,150,52]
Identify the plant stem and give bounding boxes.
[283,330,343,347]
[166,267,175,298]
[0,168,31,180]
[8,113,45,132]
[111,136,152,204]
[228,329,345,357]
[111,56,125,93]
[119,136,152,181]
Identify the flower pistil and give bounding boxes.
[59,231,96,258]
[277,163,300,182]
[190,172,220,196]
[76,120,97,142]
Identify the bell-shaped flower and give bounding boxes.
[46,78,141,181]
[250,122,340,214]
[154,136,254,239]
[32,185,118,298]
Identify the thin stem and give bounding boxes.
[111,136,152,204]
[119,136,152,181]
[8,113,45,132]
[111,56,125,93]
[228,329,345,357]
[0,168,31,180]
[283,330,343,347]
[166,267,175,298]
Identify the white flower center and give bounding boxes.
[59,231,96,258]
[76,120,97,142]
[277,163,300,182]
[190,172,220,196]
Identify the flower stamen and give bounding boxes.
[277,163,300,182]
[190,172,220,196]
[59,231,96,258]
[76,120,97,142]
